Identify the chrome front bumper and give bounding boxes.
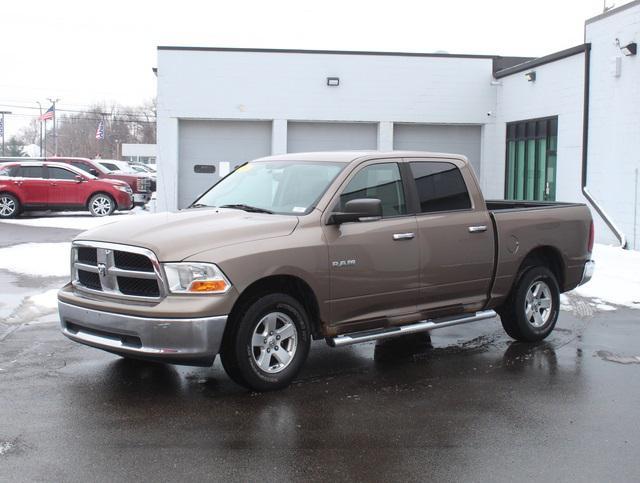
[58,300,227,366]
[133,193,152,205]
[579,260,595,286]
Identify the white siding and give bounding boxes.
[488,54,586,206]
[586,2,640,249]
[156,50,497,211]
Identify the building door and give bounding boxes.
[505,117,558,201]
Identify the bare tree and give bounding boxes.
[19,100,157,158]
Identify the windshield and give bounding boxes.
[192,161,345,215]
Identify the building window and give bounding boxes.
[505,117,558,201]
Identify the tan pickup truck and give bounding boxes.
[58,151,594,391]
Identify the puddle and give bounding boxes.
[596,350,640,365]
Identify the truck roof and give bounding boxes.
[254,150,469,164]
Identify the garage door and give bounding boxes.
[393,124,482,176]
[178,120,272,208]
[287,122,377,153]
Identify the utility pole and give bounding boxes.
[48,97,60,155]
[36,101,43,157]
[0,111,11,156]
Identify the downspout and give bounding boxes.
[580,43,628,248]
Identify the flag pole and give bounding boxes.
[0,111,11,156]
[48,97,60,156]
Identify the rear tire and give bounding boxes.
[88,193,115,217]
[498,266,560,342]
[220,293,311,391]
[0,193,19,218]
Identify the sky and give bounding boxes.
[0,0,628,137]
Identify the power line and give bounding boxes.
[3,112,155,124]
[0,102,156,121]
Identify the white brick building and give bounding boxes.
[156,1,640,249]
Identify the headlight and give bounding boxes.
[163,262,231,294]
[115,185,132,193]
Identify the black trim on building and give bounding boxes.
[494,44,589,78]
[581,44,591,188]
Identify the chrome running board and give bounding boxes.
[327,310,497,347]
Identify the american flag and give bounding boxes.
[96,120,105,140]
[39,105,55,121]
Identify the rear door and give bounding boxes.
[46,166,84,206]
[407,160,494,315]
[16,165,48,205]
[323,160,419,328]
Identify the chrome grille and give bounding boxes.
[71,241,165,301]
[136,177,151,193]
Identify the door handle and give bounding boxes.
[468,225,487,233]
[393,232,415,240]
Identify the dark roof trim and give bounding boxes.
[494,44,589,78]
[157,45,500,60]
[586,0,640,25]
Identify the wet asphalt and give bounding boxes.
[1,221,640,482]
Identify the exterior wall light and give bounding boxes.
[525,71,536,82]
[326,77,340,86]
[621,42,637,56]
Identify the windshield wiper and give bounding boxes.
[219,204,274,214]
[190,203,212,208]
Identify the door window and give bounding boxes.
[19,166,44,178]
[409,162,471,213]
[48,167,77,180]
[505,117,557,201]
[340,163,406,217]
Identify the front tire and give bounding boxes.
[498,266,560,342]
[88,193,115,217]
[0,193,19,218]
[221,293,311,391]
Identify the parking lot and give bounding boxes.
[0,216,639,482]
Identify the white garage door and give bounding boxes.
[178,120,272,209]
[287,122,378,153]
[393,124,482,176]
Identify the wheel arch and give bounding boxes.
[228,274,323,340]
[515,245,566,292]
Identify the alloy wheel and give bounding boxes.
[525,280,553,328]
[251,311,298,374]
[91,197,112,216]
[0,196,16,217]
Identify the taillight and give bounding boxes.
[588,221,594,253]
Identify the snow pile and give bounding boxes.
[0,243,71,277]
[1,206,151,231]
[573,244,640,309]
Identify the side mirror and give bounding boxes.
[75,175,84,183]
[89,169,99,176]
[327,198,383,225]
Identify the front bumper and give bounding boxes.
[578,260,595,286]
[133,192,152,206]
[58,300,227,366]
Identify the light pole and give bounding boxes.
[36,101,44,157]
[0,111,11,156]
[47,97,60,155]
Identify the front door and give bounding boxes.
[16,165,49,205]
[505,117,558,201]
[323,161,419,329]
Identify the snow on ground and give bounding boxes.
[571,243,640,309]
[0,206,150,231]
[0,243,70,277]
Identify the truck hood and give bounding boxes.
[75,208,299,261]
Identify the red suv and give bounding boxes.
[53,157,153,206]
[0,161,134,218]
